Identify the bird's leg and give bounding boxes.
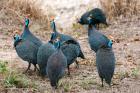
[33,64,39,72]
[67,66,70,75]
[101,78,104,87]
[75,60,79,69]
[24,62,31,73]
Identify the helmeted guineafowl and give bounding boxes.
[21,17,42,46]
[78,8,108,28]
[37,34,56,77]
[14,18,42,73]
[61,40,81,75]
[14,34,22,47]
[96,44,115,87]
[88,23,112,53]
[47,40,67,89]
[50,20,85,59]
[14,34,39,73]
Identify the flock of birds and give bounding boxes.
[13,8,115,90]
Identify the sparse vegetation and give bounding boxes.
[0,60,8,74]
[0,0,54,36]
[7,0,51,24]
[131,68,139,79]
[0,60,37,91]
[80,78,96,90]
[117,71,130,80]
[100,0,140,20]
[58,80,72,92]
[72,23,81,30]
[4,73,35,88]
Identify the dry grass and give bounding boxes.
[0,0,56,37]
[7,0,51,23]
[0,0,54,33]
[100,0,140,20]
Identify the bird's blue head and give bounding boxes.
[108,40,113,48]
[87,14,97,25]
[87,17,92,24]
[24,17,30,27]
[13,34,22,47]
[14,34,22,42]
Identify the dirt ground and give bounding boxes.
[0,13,140,93]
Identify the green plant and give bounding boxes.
[4,73,18,87]
[0,61,8,73]
[58,80,72,92]
[4,72,36,88]
[118,71,129,80]
[131,68,139,78]
[80,79,96,90]
[72,23,81,30]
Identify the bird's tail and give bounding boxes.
[78,50,85,59]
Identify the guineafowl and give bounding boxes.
[14,18,42,73]
[14,34,39,73]
[61,40,81,75]
[37,34,56,77]
[21,17,42,47]
[47,40,67,89]
[88,23,112,53]
[14,34,22,47]
[78,8,108,28]
[96,45,115,87]
[50,20,85,59]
